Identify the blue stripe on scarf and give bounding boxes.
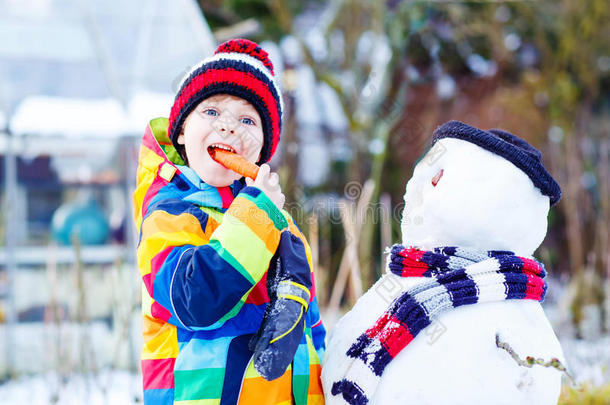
[438,268,478,306]
[498,255,527,299]
[331,380,367,405]
[421,251,450,272]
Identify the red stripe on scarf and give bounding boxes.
[525,273,546,300]
[381,316,415,358]
[521,257,543,276]
[400,247,429,276]
[365,312,392,339]
[520,257,546,299]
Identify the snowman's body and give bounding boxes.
[322,132,565,404]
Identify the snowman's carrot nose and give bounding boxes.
[431,169,444,187]
[210,148,259,180]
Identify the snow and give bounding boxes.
[436,74,456,99]
[322,134,564,404]
[0,110,6,131]
[10,96,128,137]
[297,131,330,187]
[303,27,328,62]
[466,54,498,77]
[400,138,549,255]
[10,92,178,138]
[279,35,303,66]
[560,336,610,386]
[260,40,285,86]
[294,65,322,128]
[323,275,565,404]
[317,82,348,132]
[0,321,606,403]
[126,91,174,133]
[1,123,606,403]
[0,18,93,62]
[0,318,142,375]
[0,370,142,405]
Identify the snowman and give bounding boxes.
[322,121,566,405]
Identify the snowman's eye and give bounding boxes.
[431,169,444,187]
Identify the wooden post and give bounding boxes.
[308,213,326,306]
[328,180,375,313]
[380,193,392,272]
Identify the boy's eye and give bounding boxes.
[241,117,255,125]
[203,108,218,116]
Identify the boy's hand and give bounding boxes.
[246,163,285,210]
[249,231,312,381]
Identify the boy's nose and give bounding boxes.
[214,114,238,135]
[218,124,235,134]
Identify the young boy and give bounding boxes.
[133,39,326,405]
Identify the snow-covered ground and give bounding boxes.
[559,336,610,387]
[0,324,608,404]
[0,333,607,405]
[0,369,142,405]
[0,276,607,403]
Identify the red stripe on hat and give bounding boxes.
[215,39,275,75]
[142,358,175,390]
[172,67,280,135]
[169,68,281,158]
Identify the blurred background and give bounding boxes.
[0,0,608,403]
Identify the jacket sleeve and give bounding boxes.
[137,186,288,330]
[309,297,327,362]
[281,212,327,359]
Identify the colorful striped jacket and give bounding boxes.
[133,118,326,405]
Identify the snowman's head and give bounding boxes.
[401,121,561,256]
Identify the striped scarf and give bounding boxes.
[331,245,547,405]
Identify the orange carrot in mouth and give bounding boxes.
[210,148,259,180]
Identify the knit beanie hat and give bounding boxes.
[432,120,562,205]
[168,39,283,164]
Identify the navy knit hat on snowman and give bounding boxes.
[168,39,283,164]
[432,120,562,205]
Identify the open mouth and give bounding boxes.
[208,143,237,158]
[207,143,259,179]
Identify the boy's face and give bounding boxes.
[177,94,264,187]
